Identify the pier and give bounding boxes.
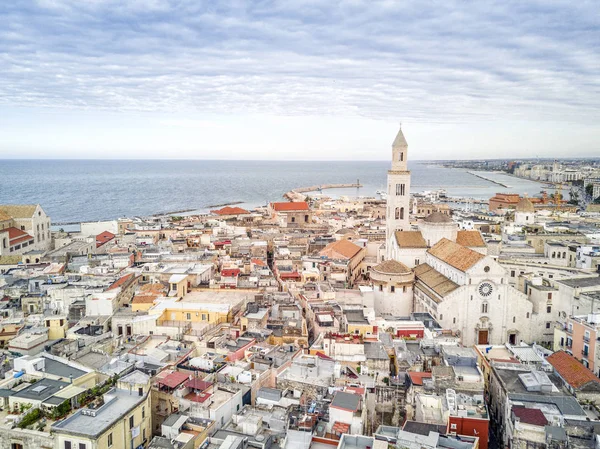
[468,171,511,188]
[284,182,362,201]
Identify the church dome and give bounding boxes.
[373,260,411,275]
[516,197,535,213]
[424,211,452,224]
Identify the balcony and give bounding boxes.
[566,341,573,349]
[584,336,590,343]
[581,350,589,358]
[566,327,573,334]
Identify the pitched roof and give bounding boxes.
[157,371,189,389]
[0,210,12,221]
[428,238,485,272]
[319,239,362,260]
[107,273,135,291]
[0,227,34,245]
[456,230,486,248]
[271,202,309,212]
[132,294,158,305]
[373,260,410,275]
[408,371,432,386]
[221,268,241,277]
[395,230,427,248]
[414,263,460,299]
[546,350,600,389]
[96,231,115,247]
[0,205,38,219]
[392,125,408,147]
[211,206,250,216]
[511,406,548,426]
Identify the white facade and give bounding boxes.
[385,126,411,260]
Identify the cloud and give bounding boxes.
[0,0,599,157]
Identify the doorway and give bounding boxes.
[508,333,517,345]
[478,330,489,345]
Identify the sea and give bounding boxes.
[0,159,549,225]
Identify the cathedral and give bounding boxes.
[372,126,545,347]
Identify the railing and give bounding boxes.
[581,350,589,358]
[583,336,590,343]
[566,342,573,348]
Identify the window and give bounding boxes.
[583,344,589,356]
[548,292,552,299]
[11,444,24,449]
[546,322,551,329]
[510,270,515,277]
[484,266,490,273]
[379,285,383,292]
[415,259,419,265]
[108,433,113,447]
[202,313,207,320]
[526,312,530,318]
[546,306,551,313]
[481,303,488,314]
[403,285,407,293]
[186,313,191,320]
[440,314,443,320]
[400,152,404,162]
[79,443,86,449]
[513,316,516,323]
[390,286,395,293]
[143,429,146,441]
[395,184,406,196]
[65,442,71,449]
[453,317,456,324]
[129,416,134,428]
[139,388,144,397]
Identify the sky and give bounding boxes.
[0,0,599,160]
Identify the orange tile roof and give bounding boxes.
[271,201,309,212]
[132,294,158,304]
[319,239,362,260]
[211,206,251,215]
[96,231,116,247]
[107,273,135,291]
[408,371,432,386]
[428,238,485,272]
[1,227,34,245]
[546,350,600,389]
[456,230,486,248]
[395,231,427,248]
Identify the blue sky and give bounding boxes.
[0,0,599,160]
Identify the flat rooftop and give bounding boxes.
[52,388,146,438]
[558,276,600,288]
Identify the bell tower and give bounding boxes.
[386,124,412,259]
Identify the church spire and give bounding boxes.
[392,123,408,148]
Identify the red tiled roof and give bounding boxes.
[221,268,241,277]
[158,371,190,389]
[546,350,600,389]
[1,227,34,245]
[211,206,251,216]
[511,406,548,426]
[279,272,301,279]
[271,202,309,212]
[96,231,115,247]
[107,273,135,291]
[332,421,350,435]
[251,258,266,267]
[315,351,334,361]
[186,378,213,391]
[408,371,432,386]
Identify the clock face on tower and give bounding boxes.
[478,282,494,298]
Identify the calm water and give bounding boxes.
[0,160,547,223]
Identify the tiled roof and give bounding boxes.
[271,202,309,212]
[373,260,411,274]
[221,268,241,277]
[0,210,12,221]
[408,371,432,386]
[0,205,38,219]
[511,406,548,426]
[132,294,158,304]
[107,273,135,291]
[211,206,250,215]
[96,231,115,247]
[546,350,600,389]
[424,211,452,223]
[1,227,34,245]
[414,263,460,298]
[516,197,535,212]
[185,378,213,391]
[456,230,486,248]
[319,239,362,260]
[157,371,189,389]
[251,258,266,267]
[428,238,485,272]
[395,230,427,248]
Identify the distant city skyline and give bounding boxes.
[1,1,599,160]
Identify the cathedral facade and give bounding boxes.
[373,126,545,346]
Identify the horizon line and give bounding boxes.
[1,157,599,162]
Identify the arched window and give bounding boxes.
[399,207,404,220]
[400,152,404,162]
[395,208,400,219]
